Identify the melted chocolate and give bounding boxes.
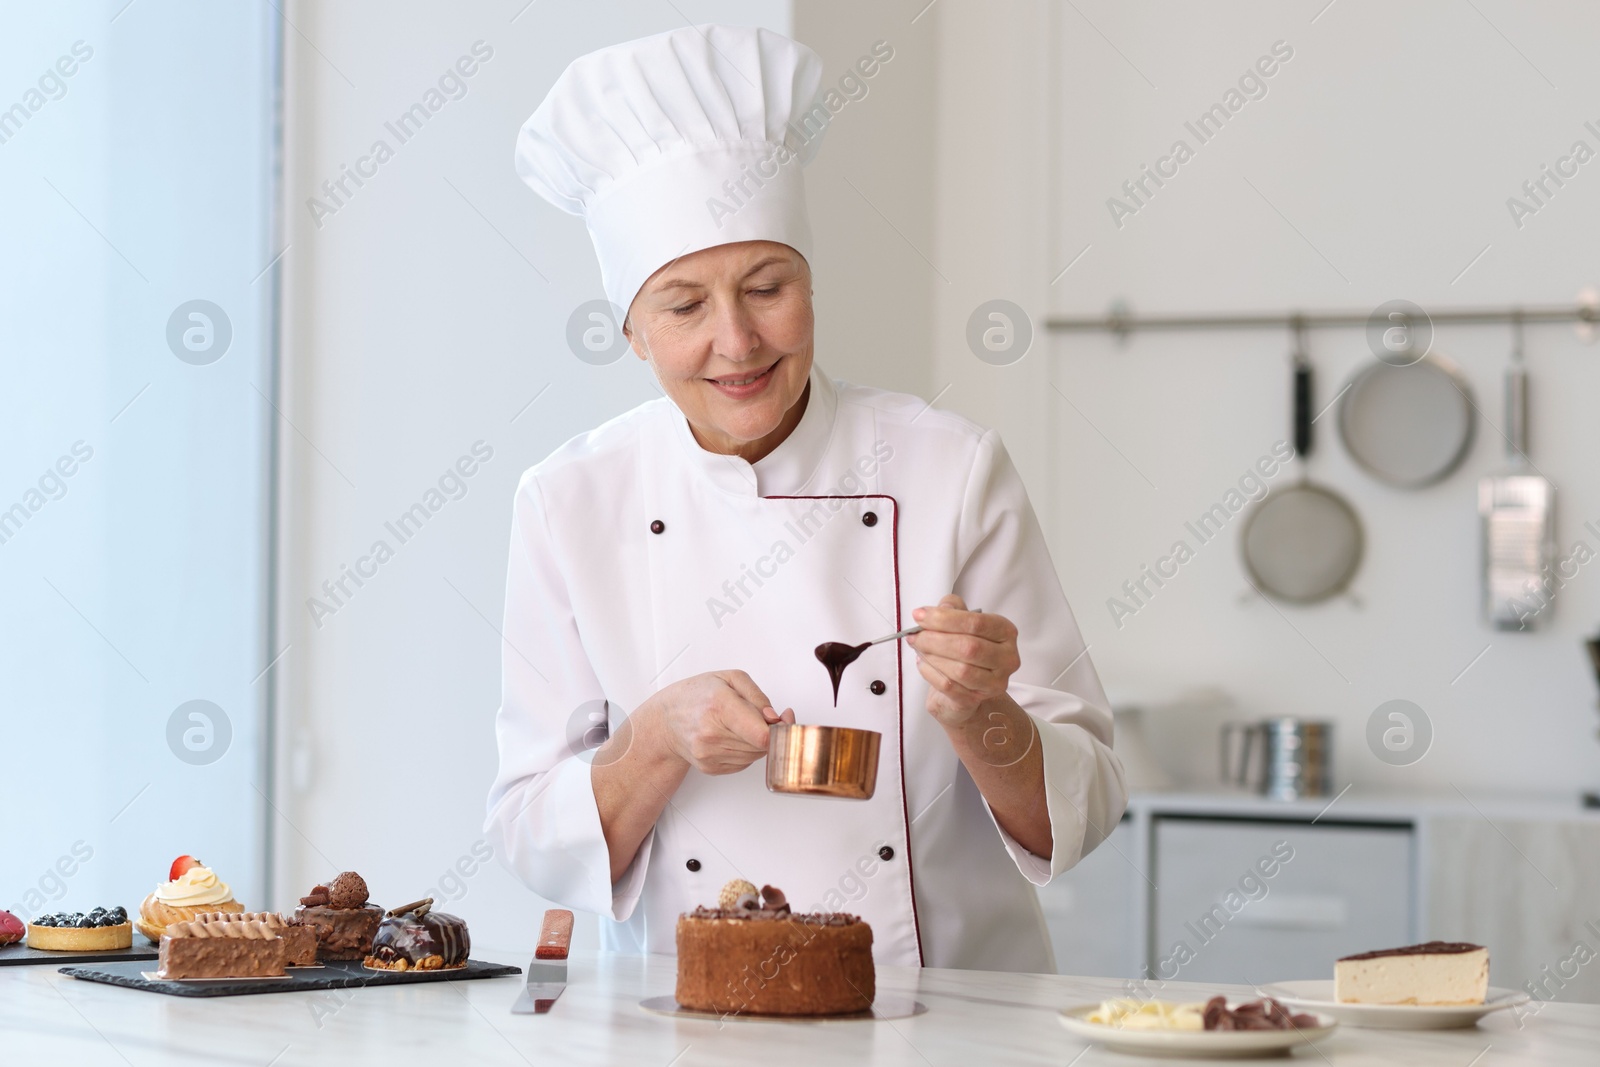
[815,641,870,706]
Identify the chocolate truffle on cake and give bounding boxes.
[292,872,383,961]
[364,897,470,972]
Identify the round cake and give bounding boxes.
[675,882,874,1017]
[364,897,469,971]
[293,872,383,960]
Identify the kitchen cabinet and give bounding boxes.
[1149,817,1412,983]
[1038,790,1600,1000]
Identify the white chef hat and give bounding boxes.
[515,25,825,315]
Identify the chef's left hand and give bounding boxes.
[906,594,1020,727]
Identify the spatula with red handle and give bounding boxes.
[511,909,572,1014]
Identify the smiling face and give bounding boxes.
[623,240,814,463]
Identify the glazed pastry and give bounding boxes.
[292,872,383,961]
[364,897,470,971]
[135,857,243,943]
[27,907,132,952]
[0,910,24,946]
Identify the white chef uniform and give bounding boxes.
[484,363,1127,971]
[486,24,1126,972]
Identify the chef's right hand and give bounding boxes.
[651,670,794,775]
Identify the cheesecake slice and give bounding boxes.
[1334,941,1488,1005]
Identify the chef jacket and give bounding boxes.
[484,363,1127,972]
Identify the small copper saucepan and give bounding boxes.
[766,723,881,800]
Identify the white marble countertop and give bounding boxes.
[5,951,1598,1065]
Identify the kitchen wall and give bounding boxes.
[276,0,1600,961]
[930,0,1600,798]
[274,0,790,951]
[273,0,940,953]
[790,1,938,399]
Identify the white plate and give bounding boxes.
[1257,981,1529,1030]
[1057,1003,1336,1059]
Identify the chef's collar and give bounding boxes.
[666,361,838,497]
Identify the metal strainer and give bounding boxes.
[1241,348,1364,604]
[1337,353,1475,488]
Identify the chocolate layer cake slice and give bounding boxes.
[158,917,287,979]
[1335,941,1489,1005]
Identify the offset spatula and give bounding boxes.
[511,909,573,1015]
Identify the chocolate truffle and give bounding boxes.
[328,872,369,910]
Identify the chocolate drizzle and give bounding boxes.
[815,641,870,706]
[368,907,470,968]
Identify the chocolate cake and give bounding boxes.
[675,881,874,1017]
[364,897,470,971]
[292,872,383,961]
[158,916,286,979]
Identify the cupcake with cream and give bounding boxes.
[135,855,245,943]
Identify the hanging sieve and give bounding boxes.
[1337,352,1476,489]
[1240,337,1364,604]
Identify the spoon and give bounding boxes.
[815,625,923,706]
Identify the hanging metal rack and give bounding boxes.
[1044,301,1600,341]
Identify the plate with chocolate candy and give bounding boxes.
[1058,996,1335,1057]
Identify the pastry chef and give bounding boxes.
[485,25,1126,973]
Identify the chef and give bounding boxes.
[485,24,1126,973]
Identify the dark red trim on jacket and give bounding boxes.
[765,492,923,967]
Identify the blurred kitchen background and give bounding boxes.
[5,0,1600,1002]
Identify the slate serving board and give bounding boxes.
[0,940,159,967]
[60,957,521,997]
